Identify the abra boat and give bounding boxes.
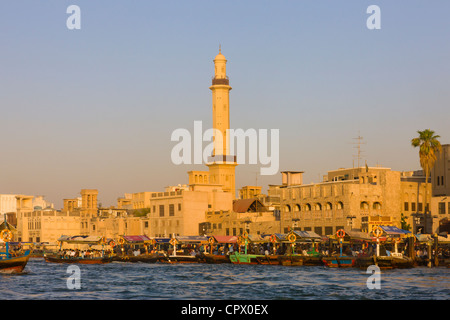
[202,235,238,264]
[322,229,357,268]
[0,228,31,274]
[44,235,113,264]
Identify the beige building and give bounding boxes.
[203,166,434,237]
[431,144,450,233]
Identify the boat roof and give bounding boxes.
[292,230,322,240]
[174,235,209,243]
[380,226,411,235]
[210,235,238,243]
[57,235,104,244]
[121,235,151,243]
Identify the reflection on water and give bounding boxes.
[1,259,448,300]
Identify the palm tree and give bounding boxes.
[411,129,442,233]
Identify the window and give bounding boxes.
[178,203,181,211]
[159,205,165,217]
[314,227,322,236]
[226,228,230,236]
[404,202,409,211]
[418,203,423,212]
[144,221,149,228]
[411,202,416,212]
[232,228,236,236]
[439,202,446,214]
[169,204,175,216]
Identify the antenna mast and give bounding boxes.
[352,132,366,168]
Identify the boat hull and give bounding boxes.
[322,256,356,268]
[202,254,231,264]
[278,255,323,266]
[229,252,280,265]
[0,253,30,274]
[112,254,160,263]
[44,255,113,264]
[356,256,414,269]
[158,255,202,263]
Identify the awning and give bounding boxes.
[121,235,151,243]
[57,235,104,244]
[380,226,411,236]
[152,237,170,243]
[210,235,238,243]
[174,236,209,243]
[292,230,322,240]
[415,234,450,243]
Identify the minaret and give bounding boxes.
[207,48,237,197]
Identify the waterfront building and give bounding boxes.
[431,144,450,233]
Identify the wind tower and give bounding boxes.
[206,48,237,198]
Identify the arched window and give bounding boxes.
[325,202,332,210]
[293,204,301,212]
[315,203,322,211]
[360,201,369,210]
[336,202,344,210]
[373,202,382,210]
[305,203,311,211]
[284,205,291,213]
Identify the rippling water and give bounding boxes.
[1,258,449,300]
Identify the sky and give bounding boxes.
[1,1,449,209]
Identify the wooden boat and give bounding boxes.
[44,254,113,264]
[322,255,356,268]
[229,252,280,265]
[0,250,31,274]
[355,254,414,269]
[112,253,160,263]
[201,253,231,264]
[158,254,202,263]
[278,254,323,266]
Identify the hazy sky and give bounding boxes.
[1,1,449,208]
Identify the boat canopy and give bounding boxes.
[121,235,151,243]
[292,230,322,240]
[152,237,170,244]
[342,229,372,241]
[210,235,238,244]
[174,236,209,244]
[380,226,411,236]
[57,235,105,244]
[415,234,450,244]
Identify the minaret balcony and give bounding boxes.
[211,77,229,85]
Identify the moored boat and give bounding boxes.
[0,228,31,273]
[44,235,113,264]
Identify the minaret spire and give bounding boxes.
[207,49,237,198]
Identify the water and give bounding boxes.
[1,258,449,300]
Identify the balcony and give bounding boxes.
[211,77,229,85]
